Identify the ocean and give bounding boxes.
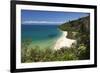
[21,24,62,50]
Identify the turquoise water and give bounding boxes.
[21,24,62,49]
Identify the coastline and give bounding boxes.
[54,31,76,50]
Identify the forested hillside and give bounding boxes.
[58,15,90,59]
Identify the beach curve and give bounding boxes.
[54,31,76,50]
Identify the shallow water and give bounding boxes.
[21,24,62,50]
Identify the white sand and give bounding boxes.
[54,31,76,50]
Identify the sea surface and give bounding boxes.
[21,24,62,50]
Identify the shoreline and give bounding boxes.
[54,31,76,50]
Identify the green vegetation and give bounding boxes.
[21,16,90,63]
[21,40,78,63]
[59,15,90,59]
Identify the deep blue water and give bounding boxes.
[21,25,62,42]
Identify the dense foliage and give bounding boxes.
[59,15,90,59]
[21,40,87,62]
[21,16,90,63]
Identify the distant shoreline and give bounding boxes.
[54,31,76,50]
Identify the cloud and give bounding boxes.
[22,20,64,24]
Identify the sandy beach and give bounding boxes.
[54,31,76,50]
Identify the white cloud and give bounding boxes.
[22,20,65,24]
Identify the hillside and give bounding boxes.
[58,16,90,39]
[58,16,90,32]
[58,15,90,59]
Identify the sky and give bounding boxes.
[21,10,89,25]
